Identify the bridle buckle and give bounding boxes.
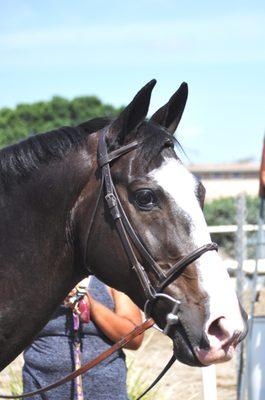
[105,193,121,220]
[105,193,117,208]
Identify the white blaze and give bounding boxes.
[149,158,244,333]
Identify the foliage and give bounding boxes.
[204,196,259,257]
[0,365,22,396]
[127,360,157,400]
[0,96,122,148]
[126,332,162,399]
[204,196,259,226]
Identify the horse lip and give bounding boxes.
[195,344,235,365]
[194,338,238,366]
[223,330,241,349]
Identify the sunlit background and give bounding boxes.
[1,0,264,163]
[1,2,265,399]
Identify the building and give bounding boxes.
[188,162,259,200]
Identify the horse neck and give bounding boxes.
[0,138,96,369]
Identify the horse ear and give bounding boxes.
[108,79,156,146]
[151,82,188,134]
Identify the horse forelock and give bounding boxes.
[129,120,184,173]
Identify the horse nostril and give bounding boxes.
[195,316,242,365]
[207,317,233,343]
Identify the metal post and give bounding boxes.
[236,193,247,304]
[239,132,265,400]
[202,365,217,400]
[246,199,265,400]
[236,193,247,400]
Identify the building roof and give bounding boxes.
[188,162,259,174]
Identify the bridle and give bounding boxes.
[93,127,218,333]
[86,127,218,398]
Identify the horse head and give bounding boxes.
[79,80,248,367]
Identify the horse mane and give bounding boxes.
[0,117,112,187]
[0,117,183,188]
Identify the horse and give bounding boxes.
[0,80,247,372]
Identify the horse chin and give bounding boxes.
[172,331,203,367]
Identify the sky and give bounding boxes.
[0,0,264,164]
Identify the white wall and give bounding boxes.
[202,178,258,200]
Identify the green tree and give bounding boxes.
[0,96,122,148]
[204,196,259,257]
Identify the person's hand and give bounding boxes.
[78,294,91,323]
[64,288,78,310]
[64,285,92,323]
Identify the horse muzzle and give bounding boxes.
[147,291,248,367]
[194,315,248,365]
[172,310,248,367]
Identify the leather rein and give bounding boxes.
[0,128,218,399]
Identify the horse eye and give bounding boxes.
[134,189,157,210]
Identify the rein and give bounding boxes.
[0,127,218,399]
[0,320,154,399]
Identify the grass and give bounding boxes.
[0,364,22,396]
[127,358,160,399]
[126,331,163,400]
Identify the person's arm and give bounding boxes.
[88,288,143,350]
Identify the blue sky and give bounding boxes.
[0,0,264,164]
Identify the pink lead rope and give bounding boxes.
[73,313,84,400]
[70,277,92,400]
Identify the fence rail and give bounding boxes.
[208,224,265,276]
[208,224,265,234]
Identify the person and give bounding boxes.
[22,276,143,400]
